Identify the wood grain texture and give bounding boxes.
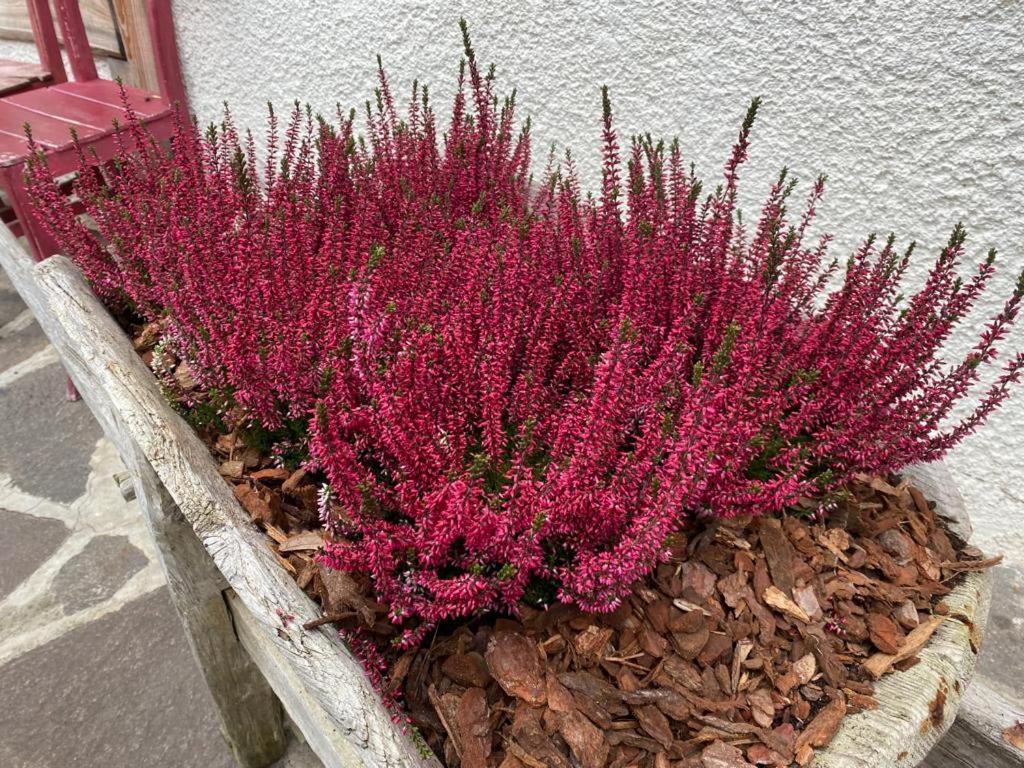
[0,0,121,57]
[0,232,436,768]
[109,0,156,92]
[127,452,288,767]
[811,462,993,767]
[228,589,378,768]
[919,681,1024,768]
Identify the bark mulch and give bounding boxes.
[141,328,1000,768]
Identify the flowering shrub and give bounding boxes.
[27,25,1023,643]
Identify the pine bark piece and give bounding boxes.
[763,585,811,623]
[486,631,547,705]
[559,671,628,716]
[867,612,904,655]
[574,624,614,666]
[442,652,492,689]
[316,565,375,626]
[219,459,244,478]
[673,622,712,660]
[546,673,576,713]
[624,687,692,721]
[456,687,491,768]
[893,599,920,629]
[428,684,464,758]
[746,743,785,765]
[557,710,609,768]
[636,704,675,749]
[862,614,945,679]
[510,704,569,768]
[281,468,308,493]
[278,529,324,553]
[795,694,847,753]
[748,688,775,729]
[758,518,796,598]
[701,740,753,767]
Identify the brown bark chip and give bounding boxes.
[557,710,609,768]
[758,517,796,598]
[867,612,904,655]
[455,687,491,768]
[485,632,547,705]
[795,694,847,755]
[702,740,754,767]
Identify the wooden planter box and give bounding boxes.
[0,227,993,768]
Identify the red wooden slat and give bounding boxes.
[6,88,124,131]
[0,101,99,150]
[147,0,188,108]
[26,0,67,84]
[55,0,99,82]
[50,80,171,119]
[0,130,31,166]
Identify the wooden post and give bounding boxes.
[109,0,160,93]
[125,446,288,767]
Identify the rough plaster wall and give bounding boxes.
[174,0,1019,564]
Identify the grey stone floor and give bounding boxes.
[1,253,1021,767]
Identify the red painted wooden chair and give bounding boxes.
[0,0,186,263]
[0,0,186,399]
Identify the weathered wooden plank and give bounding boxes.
[108,0,158,93]
[127,451,288,767]
[0,231,436,768]
[811,462,993,767]
[921,681,1024,768]
[0,0,122,58]
[228,590,379,768]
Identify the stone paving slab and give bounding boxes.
[0,362,104,503]
[0,507,69,601]
[0,314,47,372]
[0,589,235,768]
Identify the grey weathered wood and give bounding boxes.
[113,469,137,501]
[0,231,436,768]
[811,462,994,767]
[921,681,1024,767]
[128,450,288,766]
[227,590,382,768]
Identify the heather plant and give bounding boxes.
[26,25,1023,644]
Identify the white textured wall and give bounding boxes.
[171,1,1024,562]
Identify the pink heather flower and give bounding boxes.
[26,24,1023,642]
